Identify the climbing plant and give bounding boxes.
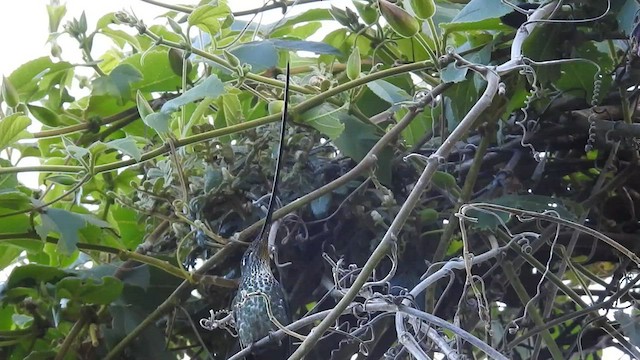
[0,0,639,359]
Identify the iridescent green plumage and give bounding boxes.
[232,237,289,348]
[232,62,291,354]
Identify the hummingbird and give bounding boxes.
[232,62,292,356]
[232,228,290,349]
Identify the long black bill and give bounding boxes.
[258,62,290,240]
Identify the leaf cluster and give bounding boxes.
[0,0,639,359]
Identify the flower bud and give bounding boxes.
[268,100,284,115]
[378,0,420,38]
[2,76,20,108]
[223,50,240,68]
[410,0,436,20]
[330,5,352,27]
[346,47,361,81]
[50,43,62,58]
[168,48,192,77]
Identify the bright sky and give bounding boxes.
[0,0,348,76]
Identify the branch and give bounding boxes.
[288,69,499,359]
[459,203,640,266]
[496,1,559,74]
[139,0,326,17]
[102,81,450,360]
[0,231,192,282]
[0,61,434,176]
[502,261,563,360]
[398,305,508,360]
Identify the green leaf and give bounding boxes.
[440,62,468,84]
[99,27,141,51]
[229,42,278,73]
[419,208,439,223]
[556,43,613,104]
[92,64,143,105]
[616,0,640,35]
[0,113,31,151]
[0,208,30,234]
[0,245,22,270]
[96,12,117,29]
[143,112,171,134]
[0,189,31,210]
[107,305,173,359]
[441,42,491,83]
[269,22,322,40]
[0,305,16,330]
[440,18,508,33]
[8,57,73,102]
[78,213,112,229]
[298,103,346,139]
[0,158,18,189]
[450,0,511,24]
[56,276,123,305]
[27,104,60,127]
[334,115,393,185]
[221,40,341,68]
[188,2,231,35]
[353,0,379,25]
[105,138,142,162]
[45,175,77,186]
[319,29,349,64]
[469,195,576,230]
[12,314,32,327]
[402,103,441,147]
[161,75,225,113]
[62,137,90,163]
[332,114,380,161]
[311,194,332,218]
[443,74,479,131]
[8,57,53,95]
[36,208,110,256]
[366,80,412,104]
[522,25,563,84]
[136,91,154,120]
[270,8,333,30]
[6,264,71,289]
[204,166,223,194]
[502,85,528,121]
[36,208,86,256]
[432,171,457,189]
[111,206,144,249]
[221,93,243,126]
[121,49,188,92]
[268,39,341,55]
[614,311,640,348]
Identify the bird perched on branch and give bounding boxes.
[232,226,290,350]
[232,63,292,358]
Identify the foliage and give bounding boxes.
[0,0,639,359]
